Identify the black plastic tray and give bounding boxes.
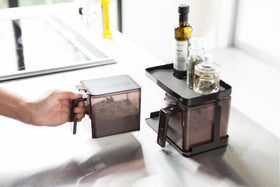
[145,63,232,106]
[145,63,232,156]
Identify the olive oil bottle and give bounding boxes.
[173,4,193,79]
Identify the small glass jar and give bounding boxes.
[187,37,205,89]
[193,57,220,95]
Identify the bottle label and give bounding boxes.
[174,41,188,71]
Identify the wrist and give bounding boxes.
[18,99,34,125]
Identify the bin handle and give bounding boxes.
[157,106,179,147]
[71,97,86,134]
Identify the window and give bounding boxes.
[0,0,73,9]
[234,0,280,70]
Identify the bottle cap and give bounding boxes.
[195,62,220,75]
[178,4,189,14]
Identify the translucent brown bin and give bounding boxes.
[165,93,231,151]
[73,75,141,138]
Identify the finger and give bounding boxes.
[74,106,85,114]
[56,91,83,100]
[69,93,83,100]
[76,113,85,120]
[77,101,85,107]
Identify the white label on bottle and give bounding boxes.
[174,41,188,71]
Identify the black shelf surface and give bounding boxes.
[145,63,232,106]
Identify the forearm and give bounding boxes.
[0,87,32,124]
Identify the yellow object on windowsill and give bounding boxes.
[101,0,112,39]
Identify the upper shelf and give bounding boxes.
[145,63,232,106]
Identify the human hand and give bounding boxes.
[29,90,85,126]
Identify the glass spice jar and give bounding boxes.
[187,37,205,89]
[193,56,220,95]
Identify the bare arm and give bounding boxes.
[0,87,31,124]
[0,87,85,126]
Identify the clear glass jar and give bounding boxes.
[193,57,220,95]
[187,37,205,88]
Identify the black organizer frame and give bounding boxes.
[145,63,232,156]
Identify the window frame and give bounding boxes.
[232,0,280,71]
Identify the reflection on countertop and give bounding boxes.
[1,133,146,187]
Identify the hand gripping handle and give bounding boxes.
[71,97,86,134]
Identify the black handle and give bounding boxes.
[71,97,86,134]
[157,106,179,147]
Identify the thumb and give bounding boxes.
[69,93,83,100]
[59,91,83,100]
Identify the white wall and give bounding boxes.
[122,0,235,62]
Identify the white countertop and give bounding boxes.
[212,48,280,138]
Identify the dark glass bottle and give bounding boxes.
[173,4,193,79]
